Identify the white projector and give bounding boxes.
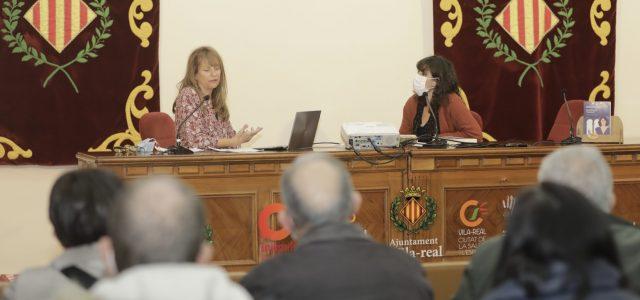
[341,122,400,150]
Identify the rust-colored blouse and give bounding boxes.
[400,93,482,141]
[174,87,236,148]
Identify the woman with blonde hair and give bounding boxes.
[173,46,261,148]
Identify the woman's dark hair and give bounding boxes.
[493,181,625,298]
[416,55,460,107]
[49,168,123,248]
[412,55,460,134]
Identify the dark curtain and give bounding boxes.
[434,0,616,141]
[0,0,159,165]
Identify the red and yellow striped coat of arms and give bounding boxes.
[23,0,97,53]
[494,0,559,54]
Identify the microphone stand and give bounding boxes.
[560,89,582,145]
[419,94,447,148]
[168,95,211,154]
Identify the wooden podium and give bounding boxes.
[77,145,640,273]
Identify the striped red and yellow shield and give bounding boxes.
[401,197,427,225]
[23,0,97,53]
[494,0,559,54]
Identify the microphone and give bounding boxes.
[560,89,582,145]
[419,95,447,148]
[169,95,211,154]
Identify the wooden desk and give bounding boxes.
[77,145,640,272]
[78,149,408,272]
[410,146,640,261]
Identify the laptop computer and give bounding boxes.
[256,110,321,151]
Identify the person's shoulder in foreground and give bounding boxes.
[453,235,504,300]
[241,226,432,300]
[92,264,249,300]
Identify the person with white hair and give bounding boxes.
[454,145,640,300]
[91,176,251,300]
[241,153,434,300]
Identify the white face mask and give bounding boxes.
[413,74,428,96]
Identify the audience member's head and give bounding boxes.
[537,144,614,212]
[494,182,625,297]
[278,153,361,235]
[101,176,210,273]
[50,168,123,248]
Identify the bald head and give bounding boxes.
[538,145,614,212]
[107,176,205,271]
[281,153,355,228]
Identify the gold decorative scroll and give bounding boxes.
[0,137,33,160]
[129,0,154,48]
[590,0,612,46]
[89,70,154,152]
[440,0,463,47]
[588,71,611,102]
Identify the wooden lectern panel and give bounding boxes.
[443,187,521,257]
[201,193,257,266]
[355,189,389,244]
[613,182,640,225]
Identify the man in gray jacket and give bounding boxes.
[241,153,433,300]
[454,145,640,299]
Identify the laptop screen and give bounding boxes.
[288,111,321,150]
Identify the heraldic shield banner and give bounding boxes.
[0,0,159,165]
[434,0,616,141]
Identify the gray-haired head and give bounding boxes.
[107,176,205,271]
[280,153,355,229]
[537,145,614,212]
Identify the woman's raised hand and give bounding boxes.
[233,124,263,146]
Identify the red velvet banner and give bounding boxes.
[0,0,159,165]
[434,0,615,141]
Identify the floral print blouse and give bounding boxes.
[174,87,236,148]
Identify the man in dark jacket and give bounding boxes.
[454,145,640,300]
[241,153,434,300]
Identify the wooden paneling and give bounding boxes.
[151,166,174,175]
[201,193,258,266]
[77,144,640,272]
[356,189,389,244]
[125,166,148,176]
[613,182,640,225]
[443,187,522,257]
[203,164,225,174]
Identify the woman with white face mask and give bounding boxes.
[399,55,482,141]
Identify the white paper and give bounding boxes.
[208,147,263,153]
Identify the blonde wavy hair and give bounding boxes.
[174,46,229,121]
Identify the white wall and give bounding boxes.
[0,167,72,272]
[159,0,426,146]
[1,0,638,274]
[614,0,640,142]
